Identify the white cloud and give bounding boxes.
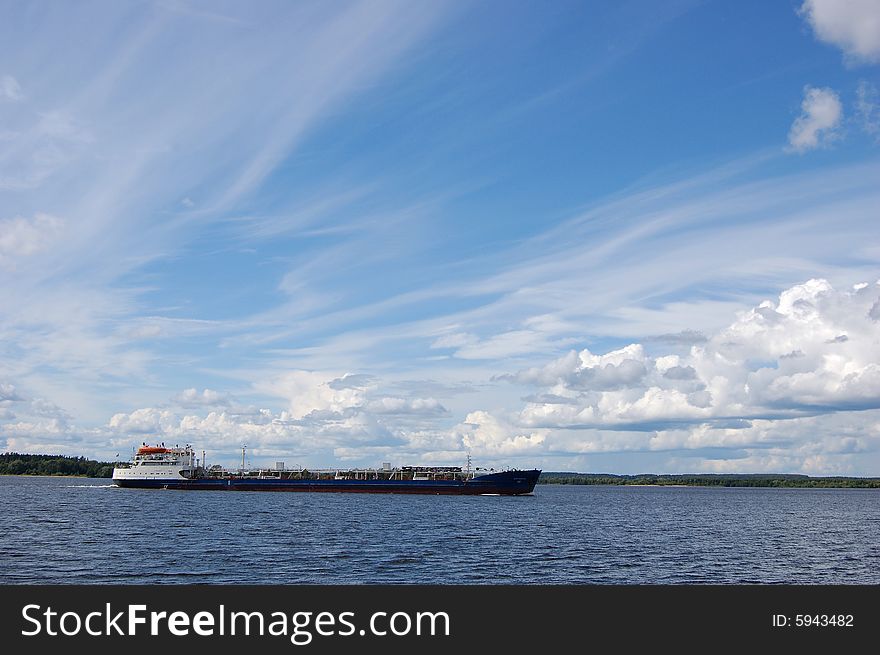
[800,0,880,63]
[0,390,85,456]
[0,383,92,454]
[0,1,454,435]
[511,344,650,390]
[509,279,880,430]
[0,382,23,402]
[787,86,843,152]
[26,397,71,420]
[0,74,22,101]
[9,277,880,474]
[256,370,368,420]
[455,330,541,359]
[659,410,880,474]
[0,213,65,268]
[105,404,392,463]
[453,410,546,456]
[254,154,880,383]
[109,407,179,434]
[2,423,81,453]
[255,369,449,418]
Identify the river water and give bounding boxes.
[1,476,877,584]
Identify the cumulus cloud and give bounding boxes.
[0,388,84,455]
[658,410,880,474]
[16,278,880,474]
[101,398,470,466]
[258,370,369,420]
[788,86,843,152]
[0,74,22,101]
[507,279,880,430]
[105,404,400,463]
[255,370,450,420]
[2,420,83,456]
[800,0,880,63]
[452,411,546,456]
[0,382,24,402]
[510,344,650,391]
[109,407,180,435]
[0,384,70,433]
[0,213,65,267]
[27,397,71,420]
[100,371,455,463]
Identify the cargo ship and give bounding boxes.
[112,444,540,495]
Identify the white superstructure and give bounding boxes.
[112,444,198,482]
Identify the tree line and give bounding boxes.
[3,453,879,487]
[538,472,880,488]
[0,453,114,478]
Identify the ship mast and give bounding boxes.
[241,444,247,472]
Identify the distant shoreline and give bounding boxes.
[538,472,880,489]
[3,473,878,489]
[0,473,102,479]
[2,453,879,488]
[0,453,113,478]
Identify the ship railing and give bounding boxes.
[254,470,282,479]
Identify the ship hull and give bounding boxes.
[112,469,540,496]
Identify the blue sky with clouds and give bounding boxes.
[1,0,879,474]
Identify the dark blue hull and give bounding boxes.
[113,469,541,495]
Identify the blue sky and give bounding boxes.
[1,0,879,474]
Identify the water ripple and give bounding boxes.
[1,478,878,584]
